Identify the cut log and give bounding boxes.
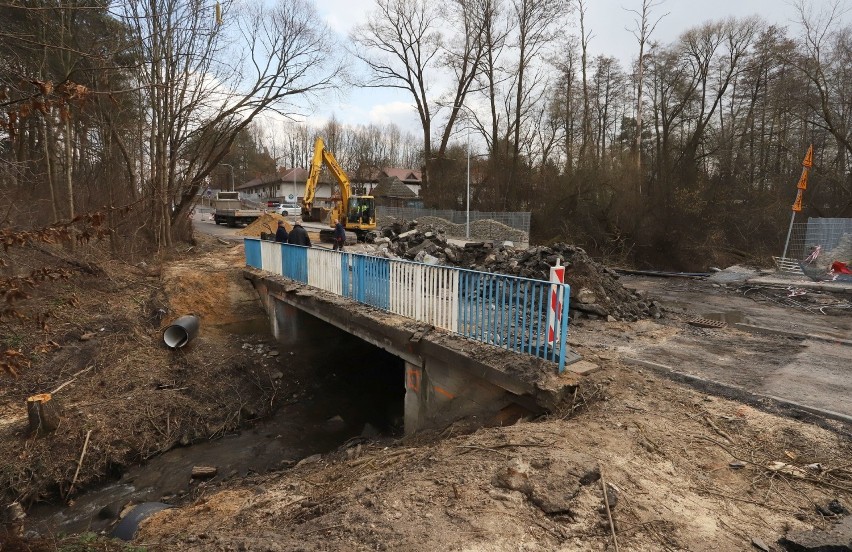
[26,393,61,435]
[191,466,217,479]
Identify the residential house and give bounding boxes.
[236,165,422,207]
[236,167,334,206]
[370,176,419,208]
[352,167,423,198]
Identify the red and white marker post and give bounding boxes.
[547,260,566,347]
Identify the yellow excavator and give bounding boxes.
[302,137,376,242]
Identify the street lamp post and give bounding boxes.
[465,126,470,239]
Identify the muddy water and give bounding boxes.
[29,307,404,536]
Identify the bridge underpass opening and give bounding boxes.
[274,301,405,436]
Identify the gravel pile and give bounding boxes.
[378,215,528,244]
[371,223,659,321]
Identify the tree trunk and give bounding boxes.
[27,393,62,434]
[42,114,59,222]
[64,115,75,220]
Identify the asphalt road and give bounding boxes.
[191,208,336,247]
[616,276,852,421]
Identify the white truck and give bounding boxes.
[212,191,262,227]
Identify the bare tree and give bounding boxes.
[350,0,441,198]
[120,0,343,245]
[789,0,852,205]
[576,0,593,166]
[626,0,667,187]
[351,0,492,204]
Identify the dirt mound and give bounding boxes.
[162,245,258,324]
[372,225,658,321]
[237,213,292,237]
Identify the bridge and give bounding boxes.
[243,238,578,433]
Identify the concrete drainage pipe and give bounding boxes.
[163,315,200,348]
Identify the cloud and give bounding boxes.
[369,101,416,123]
[317,0,372,34]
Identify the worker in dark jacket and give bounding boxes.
[332,219,345,251]
[287,221,312,247]
[274,220,288,243]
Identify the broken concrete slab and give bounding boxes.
[565,360,600,376]
[706,265,760,284]
[779,515,852,551]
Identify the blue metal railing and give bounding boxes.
[245,239,572,372]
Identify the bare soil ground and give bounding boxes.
[135,360,851,551]
[2,240,851,551]
[0,235,280,509]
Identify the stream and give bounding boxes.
[28,306,405,537]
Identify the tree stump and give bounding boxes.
[26,393,61,435]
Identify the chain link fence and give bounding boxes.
[776,218,852,273]
[378,206,531,246]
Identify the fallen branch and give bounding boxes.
[600,467,619,552]
[67,429,92,498]
[703,415,734,443]
[50,366,93,395]
[454,445,510,457]
[694,435,751,465]
[693,488,799,514]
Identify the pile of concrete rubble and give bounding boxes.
[370,222,660,321]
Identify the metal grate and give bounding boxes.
[688,317,726,329]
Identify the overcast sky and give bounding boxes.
[280,0,841,139]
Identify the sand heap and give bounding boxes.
[236,213,293,237]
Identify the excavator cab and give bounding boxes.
[347,196,375,226]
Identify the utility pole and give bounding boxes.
[466,126,470,239]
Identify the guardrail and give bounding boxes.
[244,238,572,372]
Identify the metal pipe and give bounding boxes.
[163,315,200,348]
[781,211,796,261]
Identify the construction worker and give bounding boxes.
[287,221,311,247]
[274,220,288,243]
[333,219,345,251]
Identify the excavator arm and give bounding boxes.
[321,148,352,208]
[301,136,376,240]
[302,137,325,214]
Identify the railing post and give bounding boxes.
[557,283,571,373]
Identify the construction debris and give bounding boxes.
[370,222,658,321]
[779,515,852,552]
